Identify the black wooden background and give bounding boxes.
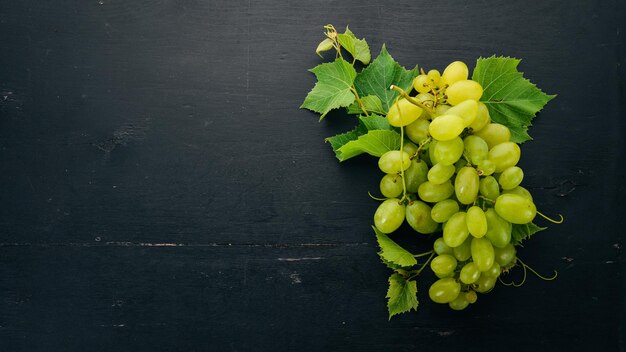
[1,1,624,351]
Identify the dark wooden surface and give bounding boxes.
[0,1,624,351]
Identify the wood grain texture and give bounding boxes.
[0,0,624,351]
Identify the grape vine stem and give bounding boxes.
[389,85,435,114]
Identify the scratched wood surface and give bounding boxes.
[0,0,624,351]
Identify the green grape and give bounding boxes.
[379,174,403,198]
[429,278,461,304]
[427,69,441,87]
[406,119,430,144]
[474,275,496,293]
[449,294,470,311]
[431,199,460,223]
[464,135,489,165]
[418,181,454,203]
[406,201,438,234]
[502,185,533,201]
[387,98,423,127]
[374,199,405,234]
[479,176,500,201]
[483,262,501,278]
[430,254,458,278]
[466,206,487,238]
[428,163,456,184]
[433,137,464,165]
[441,61,468,87]
[465,290,478,304]
[471,237,495,271]
[459,262,482,284]
[498,166,524,190]
[477,159,496,176]
[434,237,454,255]
[494,193,536,224]
[435,104,451,117]
[428,140,439,165]
[474,123,511,149]
[455,167,479,205]
[413,74,431,94]
[454,159,468,173]
[469,102,491,132]
[404,159,429,193]
[445,80,483,105]
[488,142,521,173]
[429,114,465,141]
[494,243,517,267]
[485,208,512,248]
[402,141,418,156]
[453,236,472,261]
[378,150,412,174]
[446,99,478,127]
[443,212,470,247]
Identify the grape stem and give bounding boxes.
[367,191,387,201]
[389,85,435,114]
[536,211,564,224]
[499,258,558,287]
[410,137,432,160]
[407,251,435,280]
[413,250,434,258]
[478,195,496,204]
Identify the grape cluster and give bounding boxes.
[374,61,538,310]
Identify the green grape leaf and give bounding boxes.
[301,58,357,120]
[472,56,556,143]
[354,45,419,111]
[511,222,547,245]
[325,114,392,153]
[374,226,417,267]
[346,95,386,115]
[386,273,418,319]
[335,129,400,161]
[337,26,371,65]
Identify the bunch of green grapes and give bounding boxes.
[374,61,537,310]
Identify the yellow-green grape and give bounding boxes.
[406,201,438,234]
[473,123,511,149]
[402,141,418,156]
[406,119,430,144]
[446,100,478,127]
[429,115,465,141]
[428,163,456,185]
[429,278,461,304]
[488,142,521,173]
[441,61,468,87]
[374,199,405,234]
[433,137,464,165]
[453,236,472,261]
[418,181,454,203]
[455,159,468,173]
[379,174,403,198]
[446,80,483,106]
[466,206,487,238]
[387,98,423,127]
[428,140,439,165]
[431,199,460,223]
[430,254,457,278]
[378,150,411,174]
[460,262,482,284]
[503,185,533,201]
[474,274,496,293]
[464,135,489,165]
[477,159,496,176]
[434,238,454,256]
[455,167,479,205]
[427,69,441,87]
[494,243,517,267]
[498,166,524,190]
[435,104,451,117]
[413,74,431,94]
[404,159,429,193]
[471,237,495,271]
[449,294,470,311]
[479,175,501,200]
[469,102,491,132]
[434,237,454,255]
[443,211,470,247]
[465,290,478,304]
[484,208,512,248]
[482,262,501,279]
[494,193,536,224]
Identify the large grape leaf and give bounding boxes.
[354,45,419,111]
[386,273,418,319]
[346,95,385,115]
[374,226,417,267]
[511,222,547,246]
[337,26,371,65]
[335,130,400,161]
[325,114,395,161]
[301,58,357,120]
[472,56,556,142]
